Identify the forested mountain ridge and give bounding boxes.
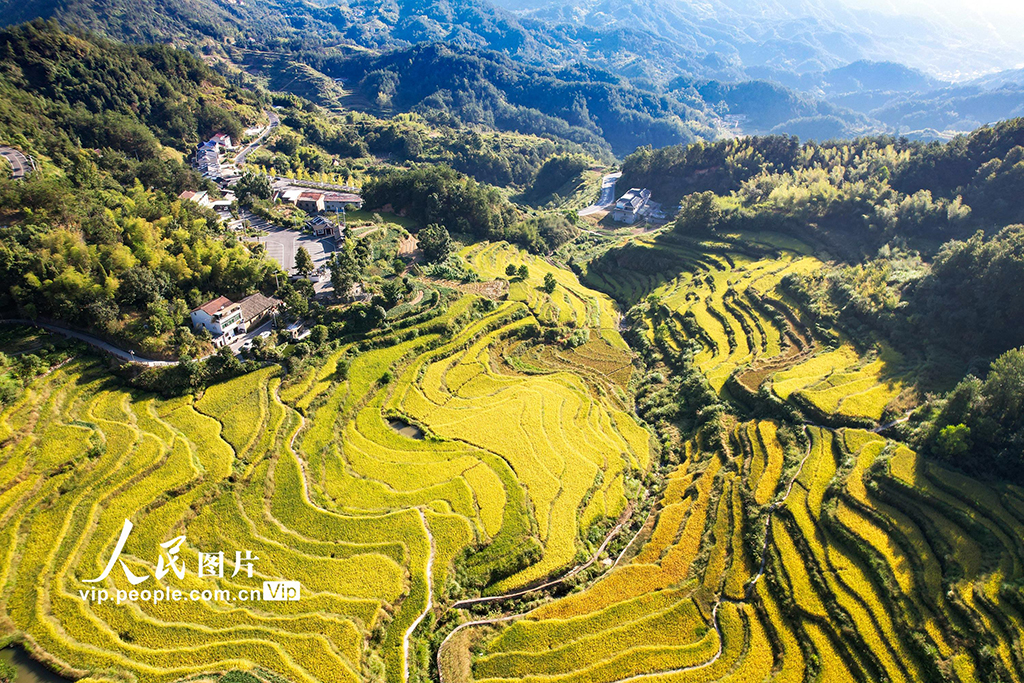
[7,0,1024,145]
[313,43,715,155]
[495,0,1024,81]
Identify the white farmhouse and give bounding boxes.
[190,296,243,344]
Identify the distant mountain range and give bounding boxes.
[494,0,1024,81]
[2,0,1024,151]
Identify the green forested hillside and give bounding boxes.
[313,44,714,155]
[0,20,263,160]
[264,100,602,189]
[0,21,275,356]
[620,118,1024,238]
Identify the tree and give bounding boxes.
[282,287,309,319]
[235,171,273,205]
[381,279,406,308]
[178,354,206,392]
[935,424,972,459]
[330,249,360,299]
[117,267,165,307]
[528,154,590,201]
[354,239,372,266]
[295,247,315,278]
[518,264,529,280]
[674,191,721,233]
[543,272,557,293]
[206,345,242,378]
[172,326,198,356]
[419,223,453,263]
[922,347,1024,481]
[368,304,387,328]
[0,656,17,683]
[506,264,517,277]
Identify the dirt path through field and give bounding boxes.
[353,225,380,238]
[437,425,819,683]
[406,508,435,682]
[437,502,641,681]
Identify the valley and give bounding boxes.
[0,3,1023,683]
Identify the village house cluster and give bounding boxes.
[195,133,235,182]
[274,188,364,244]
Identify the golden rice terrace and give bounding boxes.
[1,238,1022,683]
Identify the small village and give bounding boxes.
[173,126,666,358]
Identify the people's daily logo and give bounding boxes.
[77,519,297,604]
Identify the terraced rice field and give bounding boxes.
[451,421,1024,683]
[772,344,904,421]
[433,240,1024,683]
[0,273,650,683]
[463,242,627,350]
[585,230,905,423]
[6,235,1024,683]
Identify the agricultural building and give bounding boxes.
[296,191,325,213]
[324,192,363,211]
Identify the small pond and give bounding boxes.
[388,418,424,440]
[0,644,71,683]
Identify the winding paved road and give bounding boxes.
[0,318,274,366]
[579,171,621,216]
[1,146,32,179]
[0,319,176,366]
[235,109,280,166]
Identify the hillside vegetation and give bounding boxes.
[0,21,276,356]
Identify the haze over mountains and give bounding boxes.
[496,0,1024,80]
[2,0,1024,149]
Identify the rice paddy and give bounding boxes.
[450,419,1024,683]
[584,230,906,423]
[437,236,1024,683]
[0,268,649,683]
[5,236,1023,683]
